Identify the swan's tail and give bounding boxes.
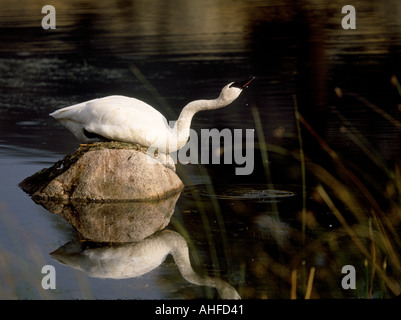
[49,99,97,119]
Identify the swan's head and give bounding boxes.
[219,77,255,104]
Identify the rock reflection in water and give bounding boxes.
[51,230,240,299]
[39,192,181,243]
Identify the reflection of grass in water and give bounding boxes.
[250,83,401,298]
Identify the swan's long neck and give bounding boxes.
[167,231,240,299]
[171,97,229,151]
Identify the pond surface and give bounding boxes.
[1,0,401,299]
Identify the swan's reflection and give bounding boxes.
[51,229,240,299]
[43,191,240,299]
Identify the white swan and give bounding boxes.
[50,77,254,153]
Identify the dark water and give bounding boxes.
[1,0,401,299]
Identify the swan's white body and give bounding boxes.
[51,95,174,150]
[50,78,254,153]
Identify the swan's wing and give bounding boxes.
[51,96,166,124]
[51,96,172,147]
[83,96,171,145]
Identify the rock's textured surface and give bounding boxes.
[19,143,183,202]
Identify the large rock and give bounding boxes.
[19,142,183,202]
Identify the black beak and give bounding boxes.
[230,76,255,89]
